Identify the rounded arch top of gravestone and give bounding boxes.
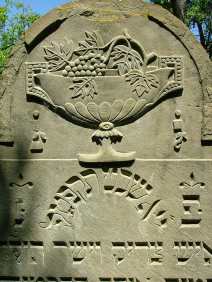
[1,1,212,282]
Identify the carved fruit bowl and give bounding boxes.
[27,31,183,162]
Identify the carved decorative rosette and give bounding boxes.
[26,30,184,162]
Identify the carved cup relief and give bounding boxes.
[26,30,184,162]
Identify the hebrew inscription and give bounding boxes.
[172,110,187,151]
[99,279,141,282]
[179,173,205,227]
[1,0,212,280]
[9,174,33,229]
[174,241,212,265]
[112,241,163,265]
[0,163,211,280]
[1,239,212,267]
[1,279,211,282]
[40,168,169,230]
[0,278,88,282]
[0,241,44,265]
[53,241,102,264]
[165,280,212,282]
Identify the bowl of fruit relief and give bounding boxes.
[30,30,181,162]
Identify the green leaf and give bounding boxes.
[0,0,39,74]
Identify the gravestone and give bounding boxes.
[0,0,212,281]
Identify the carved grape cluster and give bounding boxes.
[62,53,106,77]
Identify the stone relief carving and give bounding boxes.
[29,111,47,153]
[13,198,26,228]
[112,241,163,265]
[179,172,205,227]
[9,173,34,190]
[8,174,33,231]
[40,169,169,231]
[174,241,212,265]
[99,278,140,282]
[30,129,47,153]
[26,30,183,162]
[166,279,211,282]
[0,241,44,265]
[172,110,187,152]
[53,241,102,265]
[32,110,40,120]
[0,277,88,282]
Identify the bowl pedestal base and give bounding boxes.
[78,138,135,163]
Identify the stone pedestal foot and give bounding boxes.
[78,139,135,163]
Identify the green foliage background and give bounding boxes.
[152,0,212,57]
[186,0,211,56]
[0,0,39,74]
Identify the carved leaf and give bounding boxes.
[76,31,104,55]
[69,78,98,99]
[44,39,74,71]
[99,102,111,121]
[75,102,93,121]
[112,98,137,123]
[65,103,93,124]
[111,45,143,75]
[87,102,101,122]
[110,100,124,121]
[75,102,97,123]
[85,31,98,46]
[126,70,160,97]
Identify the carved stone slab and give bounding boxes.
[0,0,212,281]
[25,31,183,162]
